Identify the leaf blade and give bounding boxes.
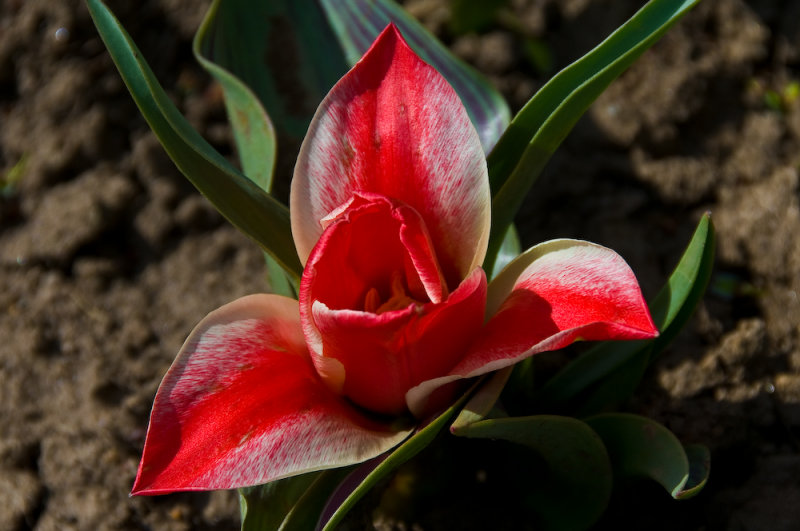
[484,0,701,270]
[534,213,715,412]
[86,0,302,279]
[454,415,613,530]
[585,413,709,499]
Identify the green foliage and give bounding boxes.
[1,153,27,196]
[454,415,613,530]
[533,213,715,415]
[239,469,353,530]
[85,0,302,280]
[585,414,710,499]
[449,0,510,35]
[484,0,701,272]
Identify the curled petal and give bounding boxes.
[407,240,658,414]
[291,24,490,286]
[300,196,487,415]
[310,268,486,416]
[132,295,410,495]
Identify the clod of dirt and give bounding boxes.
[1,168,135,266]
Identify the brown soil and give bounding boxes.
[1,0,798,529]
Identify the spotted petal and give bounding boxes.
[407,240,658,415]
[291,24,490,286]
[132,295,410,495]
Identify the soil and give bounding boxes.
[1,0,798,529]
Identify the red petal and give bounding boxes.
[407,240,657,412]
[132,295,410,495]
[291,24,489,286]
[299,197,487,416]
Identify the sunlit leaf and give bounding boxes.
[489,224,521,280]
[86,0,302,280]
[318,0,510,153]
[193,0,278,191]
[585,413,709,499]
[450,370,511,431]
[534,213,715,413]
[194,0,347,173]
[454,415,613,530]
[484,0,701,271]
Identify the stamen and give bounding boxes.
[364,287,381,314]
[363,271,424,314]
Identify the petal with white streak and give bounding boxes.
[291,24,490,287]
[132,295,410,495]
[407,240,658,415]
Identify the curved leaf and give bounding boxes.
[679,444,711,499]
[453,415,613,530]
[318,385,476,530]
[239,468,351,531]
[193,0,277,192]
[86,0,302,280]
[489,224,521,281]
[535,213,715,412]
[194,0,348,159]
[585,413,709,499]
[484,0,701,271]
[318,0,510,153]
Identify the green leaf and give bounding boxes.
[450,370,511,431]
[86,0,302,280]
[679,444,711,499]
[484,0,701,271]
[454,415,613,530]
[193,0,278,192]
[319,386,476,530]
[318,0,511,153]
[449,0,510,35]
[194,0,348,166]
[488,223,521,280]
[534,213,715,412]
[585,413,709,499]
[238,468,351,531]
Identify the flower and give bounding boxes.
[131,25,657,495]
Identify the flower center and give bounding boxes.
[363,270,424,314]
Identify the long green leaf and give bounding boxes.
[195,0,319,294]
[86,0,302,279]
[319,386,476,530]
[239,473,318,531]
[193,0,278,192]
[484,0,701,271]
[318,0,510,153]
[454,415,613,530]
[585,413,709,499]
[534,213,715,412]
[238,468,352,531]
[195,0,348,157]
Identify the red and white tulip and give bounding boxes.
[132,25,657,495]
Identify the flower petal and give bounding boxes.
[309,268,486,416]
[291,24,490,286]
[407,240,657,414]
[299,194,487,416]
[132,295,411,495]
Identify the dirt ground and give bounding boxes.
[1,0,799,529]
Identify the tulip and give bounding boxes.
[132,25,657,495]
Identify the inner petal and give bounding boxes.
[364,271,425,314]
[307,193,448,315]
